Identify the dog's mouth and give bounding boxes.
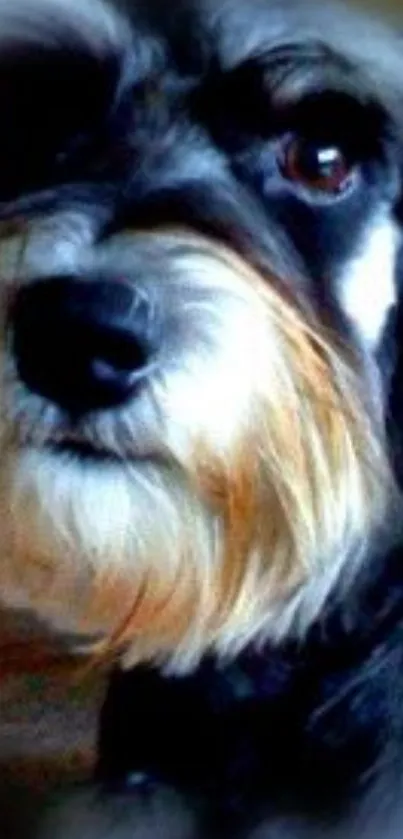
[29,429,163,466]
[16,426,129,464]
[46,439,124,463]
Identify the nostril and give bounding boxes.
[11,277,155,415]
[87,322,149,373]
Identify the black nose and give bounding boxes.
[11,277,154,415]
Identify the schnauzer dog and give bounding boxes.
[1,0,403,836]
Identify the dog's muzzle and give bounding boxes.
[0,230,392,672]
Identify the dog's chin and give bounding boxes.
[0,243,393,673]
[0,440,227,671]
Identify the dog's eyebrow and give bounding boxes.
[0,0,129,58]
[227,45,379,112]
[204,0,403,124]
[196,51,389,151]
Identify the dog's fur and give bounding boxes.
[1,0,403,836]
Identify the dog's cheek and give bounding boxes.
[337,211,400,348]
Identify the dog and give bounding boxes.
[1,0,403,836]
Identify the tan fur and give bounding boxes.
[0,234,392,672]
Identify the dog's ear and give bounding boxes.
[0,0,131,201]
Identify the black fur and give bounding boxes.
[96,4,403,833]
[3,1,403,836]
[95,544,403,837]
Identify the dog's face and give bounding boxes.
[0,0,399,671]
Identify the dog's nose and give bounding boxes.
[11,277,154,414]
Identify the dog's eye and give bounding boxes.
[282,136,353,194]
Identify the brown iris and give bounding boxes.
[283,136,353,194]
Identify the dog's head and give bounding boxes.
[0,0,400,671]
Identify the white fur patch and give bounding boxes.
[339,213,400,348]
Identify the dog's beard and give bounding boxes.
[0,233,392,672]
